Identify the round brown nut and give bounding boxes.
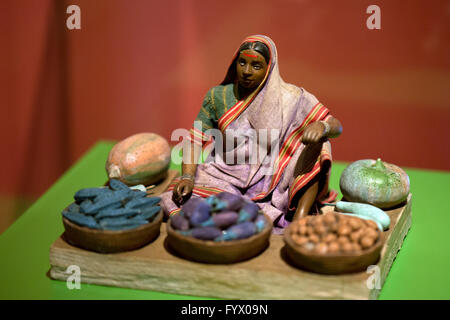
[365,228,379,239]
[323,233,337,243]
[323,213,336,225]
[348,218,362,231]
[314,223,328,235]
[314,215,324,224]
[327,241,340,253]
[341,242,354,253]
[352,243,362,252]
[309,234,320,243]
[291,223,300,235]
[337,235,350,244]
[314,242,328,255]
[298,218,307,226]
[302,242,315,251]
[291,234,301,243]
[373,232,379,241]
[365,219,378,230]
[337,235,349,245]
[350,230,363,243]
[337,224,351,236]
[298,225,308,235]
[306,226,315,236]
[360,236,375,249]
[329,222,338,232]
[292,234,309,246]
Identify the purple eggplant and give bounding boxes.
[254,214,267,233]
[237,202,260,223]
[189,201,211,227]
[205,196,227,212]
[171,214,190,231]
[179,227,222,240]
[216,192,246,211]
[215,222,257,241]
[200,211,239,229]
[181,197,204,218]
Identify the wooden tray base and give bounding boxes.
[49,194,412,300]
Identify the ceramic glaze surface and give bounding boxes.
[339,159,410,209]
[106,133,171,186]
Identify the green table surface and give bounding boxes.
[1,141,449,300]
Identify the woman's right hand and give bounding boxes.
[172,179,194,206]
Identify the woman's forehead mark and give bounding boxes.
[243,52,258,58]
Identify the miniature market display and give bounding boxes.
[49,35,411,300]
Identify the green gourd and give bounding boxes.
[339,158,410,209]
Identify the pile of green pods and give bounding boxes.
[62,179,161,231]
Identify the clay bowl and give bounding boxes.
[283,222,384,275]
[166,213,272,264]
[62,206,163,253]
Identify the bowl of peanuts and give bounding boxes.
[283,211,384,274]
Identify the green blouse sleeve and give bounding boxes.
[193,88,218,133]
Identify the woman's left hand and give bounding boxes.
[301,121,327,144]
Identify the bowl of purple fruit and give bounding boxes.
[62,179,163,253]
[166,192,272,264]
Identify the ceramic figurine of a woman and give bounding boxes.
[160,35,342,233]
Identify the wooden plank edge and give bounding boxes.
[49,241,369,300]
[369,193,412,300]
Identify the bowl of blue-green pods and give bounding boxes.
[61,179,163,253]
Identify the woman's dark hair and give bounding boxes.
[221,40,271,85]
[238,41,271,64]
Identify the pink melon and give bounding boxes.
[106,133,171,186]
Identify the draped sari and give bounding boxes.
[160,35,337,233]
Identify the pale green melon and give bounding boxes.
[339,158,410,209]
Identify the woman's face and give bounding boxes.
[236,49,268,90]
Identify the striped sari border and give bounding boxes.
[251,103,329,201]
[218,100,244,131]
[187,127,213,149]
[218,36,274,132]
[288,145,333,208]
[167,180,225,198]
[169,208,182,217]
[288,160,321,204]
[270,106,328,185]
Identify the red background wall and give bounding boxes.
[1,0,449,231]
